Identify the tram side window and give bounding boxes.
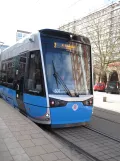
[1,63,7,84]
[25,51,44,96]
[7,60,14,84]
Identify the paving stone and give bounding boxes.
[52,141,63,149]
[0,132,13,139]
[6,141,21,149]
[41,153,58,161]
[115,156,120,161]
[17,121,29,125]
[0,120,7,124]
[0,138,4,144]
[2,99,120,161]
[25,146,46,156]
[107,159,118,161]
[0,151,12,157]
[108,153,118,157]
[13,153,31,161]
[113,151,120,156]
[76,159,88,161]
[31,133,44,139]
[25,126,35,131]
[100,155,112,159]
[60,148,74,159]
[20,129,39,135]
[0,125,7,129]
[12,132,22,137]
[19,140,35,148]
[9,147,25,156]
[0,128,11,134]
[29,122,41,129]
[4,137,17,144]
[0,122,5,125]
[57,158,71,161]
[31,156,43,161]
[42,144,59,153]
[15,134,32,141]
[54,151,66,159]
[32,138,50,146]
[43,133,63,149]
[8,126,21,132]
[71,155,88,161]
[5,122,18,126]
[0,143,8,151]
[54,127,120,161]
[0,156,13,161]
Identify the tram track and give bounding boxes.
[93,114,120,125]
[19,102,120,161]
[51,129,101,161]
[89,114,120,142]
[41,125,101,161]
[84,125,120,143]
[17,106,120,161]
[40,124,120,161]
[18,99,120,161]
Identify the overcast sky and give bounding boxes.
[0,0,116,45]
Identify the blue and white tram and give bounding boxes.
[0,29,93,128]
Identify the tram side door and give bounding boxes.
[16,53,28,115]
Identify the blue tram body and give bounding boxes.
[0,29,93,128]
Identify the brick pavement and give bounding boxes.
[0,99,88,161]
[89,114,120,141]
[54,127,120,161]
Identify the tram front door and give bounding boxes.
[16,76,27,115]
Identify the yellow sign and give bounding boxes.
[54,42,76,51]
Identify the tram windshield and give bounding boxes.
[42,37,92,96]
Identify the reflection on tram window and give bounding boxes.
[25,51,43,95]
[44,41,91,95]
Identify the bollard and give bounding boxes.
[103,97,106,102]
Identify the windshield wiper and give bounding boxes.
[52,60,73,97]
[52,60,59,88]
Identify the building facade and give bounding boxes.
[16,30,31,41]
[59,1,120,83]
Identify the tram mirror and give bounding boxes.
[16,70,19,75]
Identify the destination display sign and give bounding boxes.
[54,42,76,51]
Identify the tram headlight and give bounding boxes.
[49,98,67,107]
[45,113,50,118]
[82,98,93,106]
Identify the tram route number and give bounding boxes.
[53,89,61,93]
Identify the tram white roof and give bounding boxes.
[1,31,40,61]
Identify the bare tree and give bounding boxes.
[72,8,120,83]
[59,2,120,83]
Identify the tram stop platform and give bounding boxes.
[0,99,84,161]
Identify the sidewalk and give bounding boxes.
[0,99,86,161]
[93,92,120,124]
[94,92,120,113]
[94,97,120,113]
